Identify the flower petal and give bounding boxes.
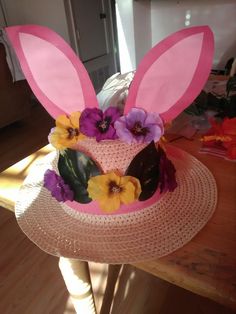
[44,169,74,202]
[159,146,177,193]
[226,143,236,159]
[134,134,145,144]
[81,108,102,121]
[120,182,135,204]
[49,127,70,149]
[99,195,121,212]
[87,172,125,212]
[120,176,141,200]
[80,119,98,137]
[104,106,121,123]
[69,111,81,128]
[145,112,163,126]
[145,124,163,143]
[56,115,71,128]
[115,108,164,144]
[96,126,117,141]
[44,169,57,189]
[106,172,121,185]
[80,108,103,137]
[222,118,236,136]
[80,107,119,141]
[126,108,147,128]
[126,176,142,199]
[115,120,135,144]
[87,175,109,199]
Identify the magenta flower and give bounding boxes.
[79,107,121,141]
[44,169,74,202]
[114,108,164,144]
[158,147,177,193]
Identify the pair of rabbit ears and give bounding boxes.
[5,24,214,122]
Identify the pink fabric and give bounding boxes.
[63,138,163,215]
[65,188,162,216]
[5,25,98,118]
[6,25,214,122]
[19,33,85,115]
[124,26,214,122]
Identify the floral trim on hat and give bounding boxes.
[43,145,177,212]
[87,172,141,212]
[114,108,164,144]
[48,107,164,149]
[48,111,85,149]
[44,169,74,202]
[80,107,120,141]
[44,106,177,212]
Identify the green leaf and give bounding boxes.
[58,149,101,204]
[125,141,160,201]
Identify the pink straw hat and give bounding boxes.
[6,24,217,263]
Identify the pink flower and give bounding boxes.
[159,146,177,193]
[79,107,121,141]
[114,108,164,144]
[44,169,74,202]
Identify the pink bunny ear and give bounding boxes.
[5,25,98,118]
[125,26,214,122]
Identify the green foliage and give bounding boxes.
[58,149,101,203]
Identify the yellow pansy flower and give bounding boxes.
[49,112,85,149]
[87,172,141,213]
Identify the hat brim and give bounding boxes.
[15,145,217,264]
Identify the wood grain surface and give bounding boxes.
[134,137,236,310]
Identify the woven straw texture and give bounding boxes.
[15,146,217,264]
[75,138,147,173]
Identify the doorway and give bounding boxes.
[67,0,120,92]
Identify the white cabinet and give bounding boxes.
[1,0,118,92]
[70,0,118,91]
[1,0,70,43]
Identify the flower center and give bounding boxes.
[97,117,111,133]
[131,121,149,136]
[67,127,79,139]
[108,181,122,195]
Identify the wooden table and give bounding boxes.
[0,139,236,311]
[0,145,97,313]
[135,138,236,310]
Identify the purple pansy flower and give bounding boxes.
[159,147,177,193]
[44,169,74,202]
[79,107,121,142]
[114,108,164,144]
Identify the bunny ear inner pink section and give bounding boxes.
[125,26,214,122]
[5,25,98,119]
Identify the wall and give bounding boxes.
[116,0,236,72]
[2,0,235,73]
[1,0,70,43]
[0,3,6,27]
[116,0,136,73]
[133,0,151,66]
[116,0,151,73]
[151,0,236,70]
